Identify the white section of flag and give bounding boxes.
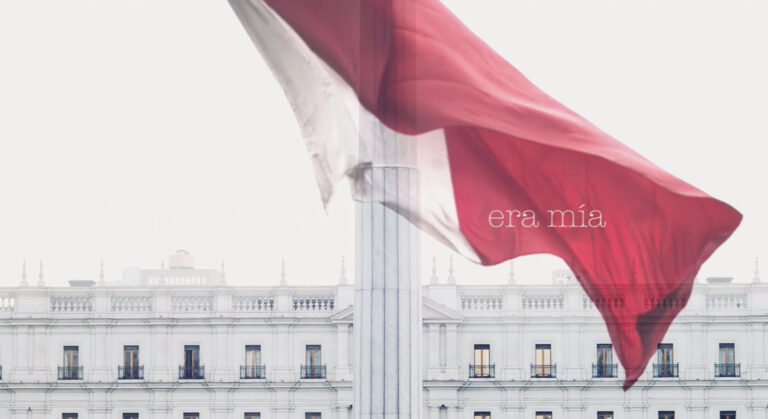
[228,0,479,262]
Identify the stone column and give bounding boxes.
[445,324,459,380]
[427,324,440,379]
[354,113,421,418]
[336,323,352,380]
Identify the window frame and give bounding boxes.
[534,344,553,377]
[473,344,491,378]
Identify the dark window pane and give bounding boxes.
[306,345,321,366]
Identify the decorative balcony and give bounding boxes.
[178,365,205,380]
[468,364,495,378]
[592,363,618,378]
[1,271,764,321]
[118,365,144,380]
[530,364,557,378]
[653,363,679,378]
[293,296,334,312]
[111,296,153,312]
[0,296,14,312]
[232,296,274,312]
[240,365,266,379]
[461,295,503,311]
[521,295,564,311]
[58,366,83,380]
[300,365,326,379]
[172,296,213,312]
[715,363,741,377]
[51,296,93,312]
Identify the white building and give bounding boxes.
[0,252,765,419]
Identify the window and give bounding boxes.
[305,413,321,419]
[123,414,139,419]
[242,345,264,379]
[62,415,78,419]
[535,412,552,419]
[302,345,325,378]
[533,344,553,377]
[474,412,491,419]
[472,344,492,378]
[181,345,203,379]
[594,344,615,377]
[121,345,141,379]
[60,346,81,380]
[306,345,321,367]
[717,343,738,377]
[655,344,677,377]
[244,413,261,419]
[658,411,675,419]
[658,343,673,365]
[183,414,199,419]
[64,346,78,369]
[597,412,613,419]
[720,411,736,419]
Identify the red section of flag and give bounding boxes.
[263,0,742,388]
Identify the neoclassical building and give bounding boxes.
[0,252,765,419]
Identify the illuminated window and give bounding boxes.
[718,343,737,377]
[121,345,141,379]
[242,345,264,379]
[655,344,677,377]
[472,344,491,377]
[594,344,615,377]
[534,344,553,377]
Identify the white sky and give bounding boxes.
[0,1,766,287]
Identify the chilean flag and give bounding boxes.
[229,0,742,389]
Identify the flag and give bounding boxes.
[229,0,742,389]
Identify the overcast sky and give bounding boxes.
[0,1,765,287]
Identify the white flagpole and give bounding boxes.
[354,115,422,418]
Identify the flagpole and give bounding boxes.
[354,116,422,419]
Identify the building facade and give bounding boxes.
[0,255,766,419]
